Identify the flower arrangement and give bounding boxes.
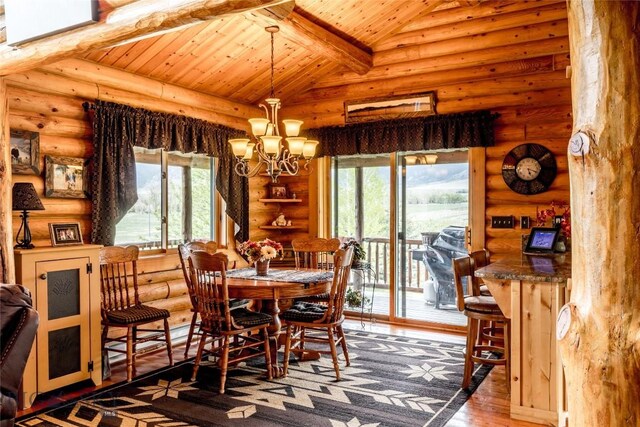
[536,200,571,239]
[345,287,371,308]
[238,238,284,264]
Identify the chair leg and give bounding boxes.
[462,317,478,389]
[164,318,173,366]
[504,320,511,393]
[184,312,198,358]
[327,326,341,380]
[262,327,272,380]
[132,326,137,375]
[337,325,350,366]
[191,333,208,381]
[126,327,134,382]
[283,324,292,377]
[219,335,230,394]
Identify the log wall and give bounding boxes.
[281,1,573,257]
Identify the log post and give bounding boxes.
[558,2,640,425]
[0,77,15,284]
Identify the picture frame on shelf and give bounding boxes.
[45,155,90,198]
[10,129,40,175]
[269,184,288,199]
[49,223,83,246]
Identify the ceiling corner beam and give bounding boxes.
[0,0,290,77]
[250,4,373,75]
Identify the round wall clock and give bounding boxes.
[501,143,557,195]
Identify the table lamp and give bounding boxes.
[12,183,45,249]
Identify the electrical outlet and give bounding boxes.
[521,216,530,229]
[491,216,515,229]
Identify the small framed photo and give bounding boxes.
[10,129,40,175]
[269,184,288,199]
[45,155,90,198]
[49,223,83,246]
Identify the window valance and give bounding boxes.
[306,111,498,157]
[90,100,249,245]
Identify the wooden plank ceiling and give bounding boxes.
[72,0,567,110]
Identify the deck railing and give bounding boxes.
[359,237,427,289]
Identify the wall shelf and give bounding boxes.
[259,198,302,203]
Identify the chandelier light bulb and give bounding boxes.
[229,138,250,158]
[282,120,304,137]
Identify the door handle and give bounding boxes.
[39,273,47,280]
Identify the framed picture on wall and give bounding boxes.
[45,155,90,198]
[49,223,83,246]
[10,129,40,175]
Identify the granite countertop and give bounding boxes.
[475,253,571,283]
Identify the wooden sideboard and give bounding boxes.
[476,253,571,427]
[15,245,102,409]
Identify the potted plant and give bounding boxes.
[341,239,367,268]
[345,287,370,309]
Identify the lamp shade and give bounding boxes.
[12,183,44,211]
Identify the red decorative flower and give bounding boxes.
[536,200,571,239]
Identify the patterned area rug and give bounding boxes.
[17,330,491,427]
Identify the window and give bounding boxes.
[115,148,216,250]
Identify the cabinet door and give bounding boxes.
[35,257,92,392]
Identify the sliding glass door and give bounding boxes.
[331,150,471,327]
[395,151,469,327]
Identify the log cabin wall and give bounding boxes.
[281,0,573,257]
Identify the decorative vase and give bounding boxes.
[255,259,270,276]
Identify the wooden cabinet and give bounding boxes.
[15,245,102,409]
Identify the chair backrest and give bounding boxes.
[452,256,474,312]
[324,247,354,323]
[469,249,490,294]
[291,237,341,270]
[188,251,231,333]
[99,246,140,316]
[178,241,219,300]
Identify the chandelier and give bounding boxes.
[229,26,319,183]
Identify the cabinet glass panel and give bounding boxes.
[47,269,80,320]
[48,326,81,379]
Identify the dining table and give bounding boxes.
[224,267,334,376]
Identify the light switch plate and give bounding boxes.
[521,216,530,229]
[491,216,515,229]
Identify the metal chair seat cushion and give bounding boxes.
[282,301,327,322]
[479,284,491,296]
[105,304,170,324]
[464,295,503,315]
[229,308,273,328]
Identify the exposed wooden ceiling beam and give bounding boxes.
[248,3,373,75]
[0,0,290,76]
[41,58,262,120]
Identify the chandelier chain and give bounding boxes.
[270,31,275,99]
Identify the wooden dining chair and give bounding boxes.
[100,245,173,382]
[282,247,354,380]
[452,255,510,391]
[178,241,249,358]
[188,251,272,393]
[469,249,502,348]
[292,237,341,303]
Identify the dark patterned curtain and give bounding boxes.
[306,111,498,156]
[90,100,249,245]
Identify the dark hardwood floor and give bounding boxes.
[17,320,544,426]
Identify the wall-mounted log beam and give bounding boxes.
[0,0,290,76]
[248,3,372,75]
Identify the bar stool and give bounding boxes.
[452,255,510,391]
[470,249,503,348]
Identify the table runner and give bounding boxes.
[226,268,333,283]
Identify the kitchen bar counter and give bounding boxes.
[475,253,571,427]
